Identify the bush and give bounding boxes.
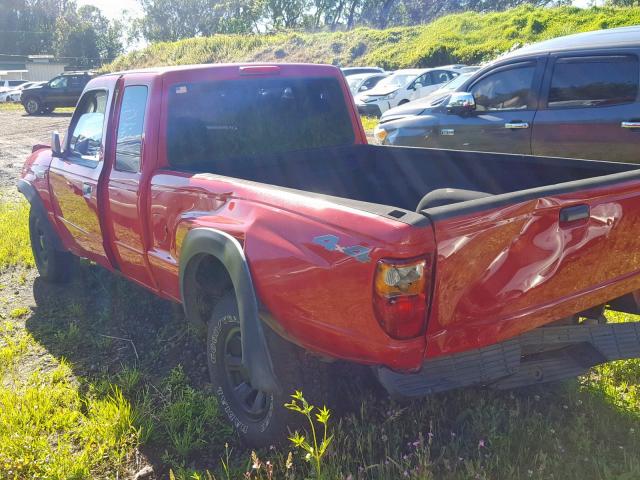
[104,6,640,72]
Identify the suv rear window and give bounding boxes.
[166,77,354,170]
[548,55,639,108]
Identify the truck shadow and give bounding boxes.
[25,263,213,474]
[19,112,73,118]
[23,263,640,477]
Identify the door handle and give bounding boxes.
[505,122,529,129]
[559,204,589,225]
[82,183,92,199]
[621,121,640,129]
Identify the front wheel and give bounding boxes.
[29,207,76,282]
[23,97,41,115]
[207,293,332,447]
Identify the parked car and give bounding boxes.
[341,66,385,76]
[0,79,27,93]
[0,82,42,103]
[346,72,390,95]
[355,67,460,116]
[21,71,94,115]
[380,72,476,120]
[18,62,640,447]
[373,26,640,162]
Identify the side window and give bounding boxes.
[115,86,148,173]
[363,77,377,89]
[49,76,67,89]
[471,65,535,111]
[433,70,453,84]
[414,73,430,87]
[68,90,107,162]
[548,55,639,108]
[69,76,82,88]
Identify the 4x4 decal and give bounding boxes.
[312,234,371,263]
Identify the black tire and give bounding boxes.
[41,106,54,114]
[23,97,41,115]
[207,292,332,448]
[29,207,76,282]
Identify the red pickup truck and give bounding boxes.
[18,63,640,447]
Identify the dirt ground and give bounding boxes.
[0,109,71,190]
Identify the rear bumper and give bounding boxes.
[376,322,640,397]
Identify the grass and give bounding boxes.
[0,103,75,113]
[1,197,640,479]
[0,200,33,268]
[360,116,378,133]
[105,5,640,72]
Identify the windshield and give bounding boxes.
[347,76,364,89]
[166,77,355,170]
[377,73,418,89]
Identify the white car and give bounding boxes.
[346,72,390,95]
[0,80,27,93]
[355,67,460,116]
[0,82,41,102]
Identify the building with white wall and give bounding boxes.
[0,55,69,82]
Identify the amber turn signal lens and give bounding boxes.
[374,259,426,297]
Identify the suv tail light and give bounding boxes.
[373,257,430,339]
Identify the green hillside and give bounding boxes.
[106,5,640,72]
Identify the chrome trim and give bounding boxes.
[621,121,640,129]
[505,122,529,129]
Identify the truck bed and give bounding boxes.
[172,144,640,359]
[174,144,639,215]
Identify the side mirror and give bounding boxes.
[359,85,369,92]
[414,82,423,90]
[446,92,476,115]
[51,131,62,157]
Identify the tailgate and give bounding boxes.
[424,178,640,358]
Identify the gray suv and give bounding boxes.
[374,26,640,163]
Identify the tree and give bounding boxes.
[138,0,221,42]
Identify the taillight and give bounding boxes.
[373,257,430,339]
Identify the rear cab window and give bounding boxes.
[115,85,148,173]
[547,55,639,108]
[166,76,354,170]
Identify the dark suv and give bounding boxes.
[374,26,640,163]
[21,72,94,115]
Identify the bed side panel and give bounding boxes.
[426,178,640,358]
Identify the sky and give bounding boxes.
[77,0,142,20]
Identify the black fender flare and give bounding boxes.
[17,178,64,251]
[179,227,279,394]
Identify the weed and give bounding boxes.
[285,390,333,478]
[9,306,30,318]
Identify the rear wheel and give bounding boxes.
[207,292,332,447]
[29,207,76,282]
[23,97,41,115]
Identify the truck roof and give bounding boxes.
[102,62,342,78]
[505,25,640,59]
